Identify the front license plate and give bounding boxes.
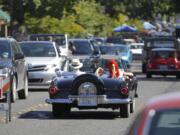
[78,96,97,106]
[159,65,168,70]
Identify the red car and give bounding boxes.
[146,48,180,78]
[125,92,180,135]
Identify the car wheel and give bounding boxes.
[130,99,135,113]
[11,76,17,102]
[52,104,70,117]
[18,75,28,99]
[146,73,152,78]
[142,63,146,73]
[120,104,130,118]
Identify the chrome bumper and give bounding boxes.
[46,95,131,105]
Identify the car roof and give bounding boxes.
[152,48,176,51]
[19,41,54,44]
[69,38,89,42]
[144,92,180,111]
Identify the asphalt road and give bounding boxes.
[0,61,180,135]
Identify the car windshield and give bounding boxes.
[20,42,57,57]
[72,40,94,55]
[106,37,124,44]
[100,46,128,55]
[152,51,175,59]
[30,35,66,47]
[0,41,11,58]
[149,109,180,135]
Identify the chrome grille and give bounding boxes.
[28,65,46,71]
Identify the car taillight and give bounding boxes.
[147,63,153,69]
[49,86,59,95]
[0,88,3,99]
[120,87,129,96]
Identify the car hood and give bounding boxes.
[25,57,59,66]
[119,52,128,57]
[0,59,12,69]
[131,49,142,54]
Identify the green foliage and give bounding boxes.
[1,0,180,37]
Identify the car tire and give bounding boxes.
[11,76,17,102]
[130,99,135,113]
[18,75,28,99]
[71,74,104,95]
[52,104,70,117]
[146,73,152,78]
[142,63,146,73]
[120,104,130,118]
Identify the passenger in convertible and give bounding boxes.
[69,59,85,76]
[95,59,134,79]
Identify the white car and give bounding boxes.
[19,41,65,89]
[129,43,144,60]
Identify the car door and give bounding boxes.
[11,41,26,90]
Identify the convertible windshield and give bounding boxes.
[20,43,57,57]
[0,41,11,58]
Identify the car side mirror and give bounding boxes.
[15,53,24,60]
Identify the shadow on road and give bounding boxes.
[19,110,120,120]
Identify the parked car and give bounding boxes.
[129,43,144,60]
[125,92,180,135]
[146,48,180,78]
[46,56,138,118]
[0,37,28,102]
[99,45,133,68]
[19,41,65,89]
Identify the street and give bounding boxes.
[0,61,180,135]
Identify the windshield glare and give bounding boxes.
[20,43,57,57]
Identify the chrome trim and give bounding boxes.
[46,95,131,105]
[46,99,72,104]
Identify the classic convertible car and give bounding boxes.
[46,56,138,118]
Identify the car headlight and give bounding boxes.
[44,64,57,71]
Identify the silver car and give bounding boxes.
[19,41,64,89]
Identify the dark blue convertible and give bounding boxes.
[46,55,138,118]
